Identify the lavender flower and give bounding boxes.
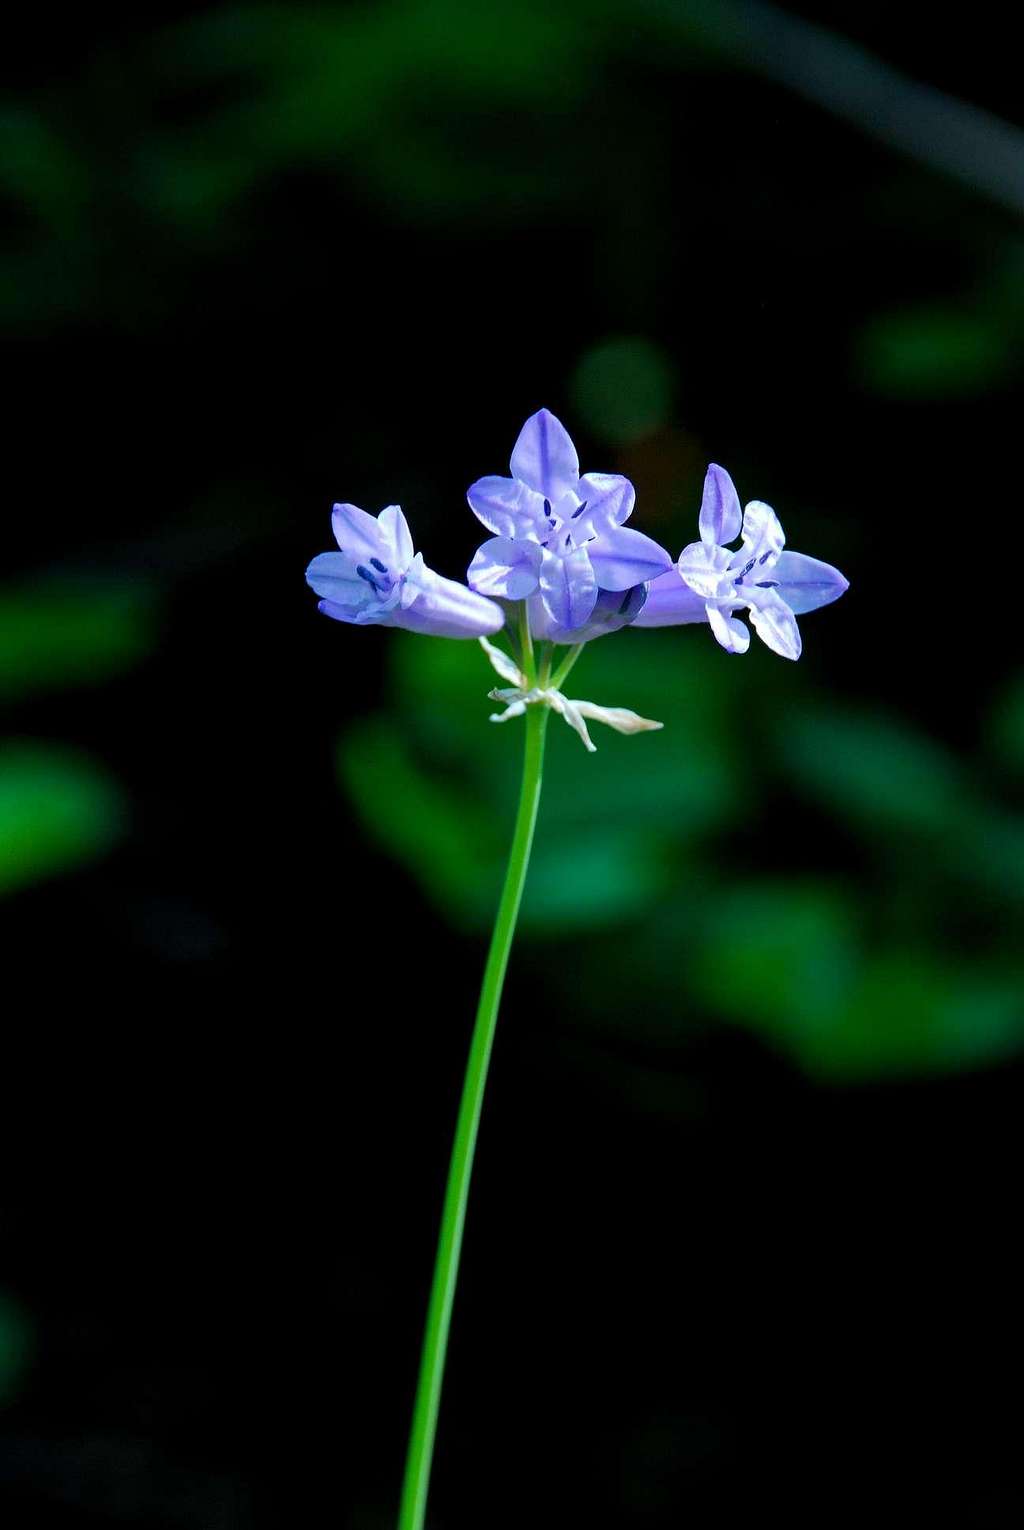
[632,464,848,659]
[466,409,672,634]
[307,502,504,639]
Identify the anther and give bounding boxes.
[571,500,589,519]
[369,557,388,573]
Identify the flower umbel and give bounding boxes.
[633,463,849,658]
[466,408,672,634]
[306,502,504,639]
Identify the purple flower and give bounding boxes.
[632,464,848,659]
[466,409,673,633]
[307,502,504,639]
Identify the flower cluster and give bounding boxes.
[306,409,847,741]
[307,408,846,653]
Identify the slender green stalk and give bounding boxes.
[397,652,549,1530]
[550,642,584,691]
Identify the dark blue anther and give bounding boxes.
[758,551,772,565]
[543,499,552,517]
[571,499,589,519]
[754,580,779,589]
[740,557,756,577]
[369,557,388,573]
[565,533,573,548]
[356,564,377,585]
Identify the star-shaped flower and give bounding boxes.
[307,502,504,639]
[633,464,848,659]
[466,409,672,633]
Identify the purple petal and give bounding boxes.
[678,540,735,600]
[745,585,802,660]
[699,464,742,546]
[586,525,674,591]
[772,550,849,615]
[529,582,648,645]
[318,597,388,627]
[467,475,545,540]
[630,568,708,627]
[396,571,505,639]
[576,471,635,530]
[707,605,750,654]
[467,536,543,599]
[378,505,414,567]
[331,502,393,564]
[306,551,375,613]
[510,409,580,502]
[734,499,785,575]
[538,546,598,629]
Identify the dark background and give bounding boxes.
[2,2,1022,1525]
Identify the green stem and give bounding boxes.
[549,643,584,691]
[397,699,549,1530]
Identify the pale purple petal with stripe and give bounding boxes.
[586,525,673,590]
[305,551,372,612]
[745,585,802,660]
[510,409,580,502]
[699,464,742,546]
[538,545,598,629]
[678,540,734,600]
[576,471,636,531]
[734,499,785,576]
[467,536,543,599]
[707,605,750,654]
[771,550,849,615]
[318,597,391,627]
[467,475,546,540]
[378,505,414,567]
[331,502,393,564]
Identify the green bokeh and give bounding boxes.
[340,634,1024,1080]
[570,337,677,446]
[0,743,126,895]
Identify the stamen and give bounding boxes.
[543,499,552,517]
[571,499,589,519]
[564,533,573,548]
[356,565,378,585]
[369,557,388,573]
[754,580,779,588]
[758,551,772,565]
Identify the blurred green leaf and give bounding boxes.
[779,708,966,834]
[691,882,1023,1078]
[987,671,1024,770]
[0,743,125,894]
[856,307,1011,397]
[691,878,859,1046]
[339,631,742,934]
[824,957,1024,1078]
[0,578,158,701]
[0,1290,33,1406]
